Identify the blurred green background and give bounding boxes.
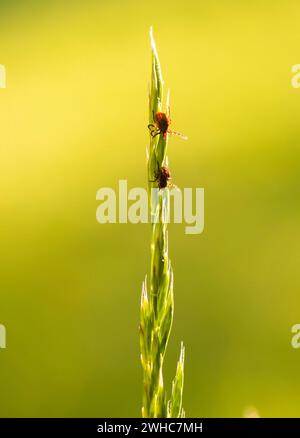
[1,0,300,417]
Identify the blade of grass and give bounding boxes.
[139,27,185,418]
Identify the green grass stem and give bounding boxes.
[139,27,185,418]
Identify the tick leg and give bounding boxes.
[151,130,161,138]
[147,124,156,134]
[169,130,188,140]
[148,124,159,137]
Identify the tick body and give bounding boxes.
[153,165,171,189]
[154,112,170,137]
[148,111,187,140]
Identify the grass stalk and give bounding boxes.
[139,28,185,418]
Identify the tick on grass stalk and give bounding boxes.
[148,111,188,140]
[150,165,172,189]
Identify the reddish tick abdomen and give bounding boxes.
[155,112,170,134]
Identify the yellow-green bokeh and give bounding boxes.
[1,0,300,417]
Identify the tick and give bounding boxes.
[148,111,187,140]
[150,165,172,189]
